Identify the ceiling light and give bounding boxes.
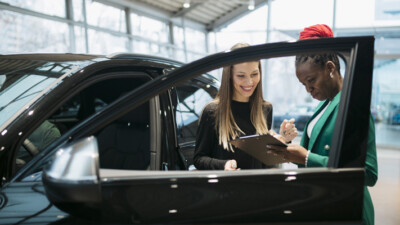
[248,0,255,10]
[183,0,190,8]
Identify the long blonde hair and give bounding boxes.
[214,43,269,151]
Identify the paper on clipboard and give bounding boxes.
[229,133,288,165]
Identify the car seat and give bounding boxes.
[97,102,150,170]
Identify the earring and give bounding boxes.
[330,72,334,78]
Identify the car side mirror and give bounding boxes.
[42,136,102,217]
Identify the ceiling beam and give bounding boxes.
[95,0,207,31]
[206,0,266,31]
[172,2,203,18]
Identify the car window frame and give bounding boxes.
[11,71,155,181]
[75,38,372,170]
[74,38,372,169]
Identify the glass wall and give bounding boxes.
[372,59,400,148]
[88,30,129,54]
[130,12,173,59]
[185,27,207,61]
[131,14,168,43]
[215,6,268,52]
[0,0,206,61]
[0,11,69,53]
[172,25,186,62]
[2,0,66,17]
[85,1,126,32]
[213,0,400,149]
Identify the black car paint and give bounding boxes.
[0,36,375,224]
[42,168,364,224]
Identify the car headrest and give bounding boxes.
[117,102,150,125]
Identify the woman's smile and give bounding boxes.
[232,61,260,102]
[241,85,254,92]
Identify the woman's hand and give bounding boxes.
[266,144,308,165]
[224,160,239,171]
[268,130,286,144]
[280,118,298,143]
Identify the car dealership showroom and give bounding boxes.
[0,0,399,224]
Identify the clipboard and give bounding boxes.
[229,133,288,165]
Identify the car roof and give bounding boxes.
[0,53,185,66]
[0,53,103,62]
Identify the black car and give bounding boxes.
[0,36,375,224]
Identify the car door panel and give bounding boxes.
[100,169,363,224]
[45,167,364,224]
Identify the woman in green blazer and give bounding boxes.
[268,24,378,225]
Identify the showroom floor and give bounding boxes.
[370,147,400,225]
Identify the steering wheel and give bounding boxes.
[22,139,39,156]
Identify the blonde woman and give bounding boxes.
[194,43,297,170]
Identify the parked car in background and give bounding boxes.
[0,36,375,224]
[273,105,315,132]
[391,111,400,125]
[388,105,400,125]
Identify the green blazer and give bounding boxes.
[300,92,378,225]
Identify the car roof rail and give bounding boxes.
[107,53,183,67]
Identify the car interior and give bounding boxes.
[97,101,151,170]
[17,75,152,170]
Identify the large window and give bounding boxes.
[85,1,126,32]
[215,6,268,51]
[2,0,66,17]
[0,11,69,53]
[88,29,129,54]
[0,0,206,61]
[185,27,206,53]
[372,58,400,147]
[131,13,168,43]
[212,0,400,150]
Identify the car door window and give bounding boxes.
[17,76,149,170]
[173,78,218,168]
[270,56,346,134]
[174,78,218,145]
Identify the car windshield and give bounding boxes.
[0,59,77,129]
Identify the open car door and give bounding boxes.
[42,36,375,224]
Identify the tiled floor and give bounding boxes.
[369,147,400,225]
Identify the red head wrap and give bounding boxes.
[299,24,334,40]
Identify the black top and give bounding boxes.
[193,100,273,170]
